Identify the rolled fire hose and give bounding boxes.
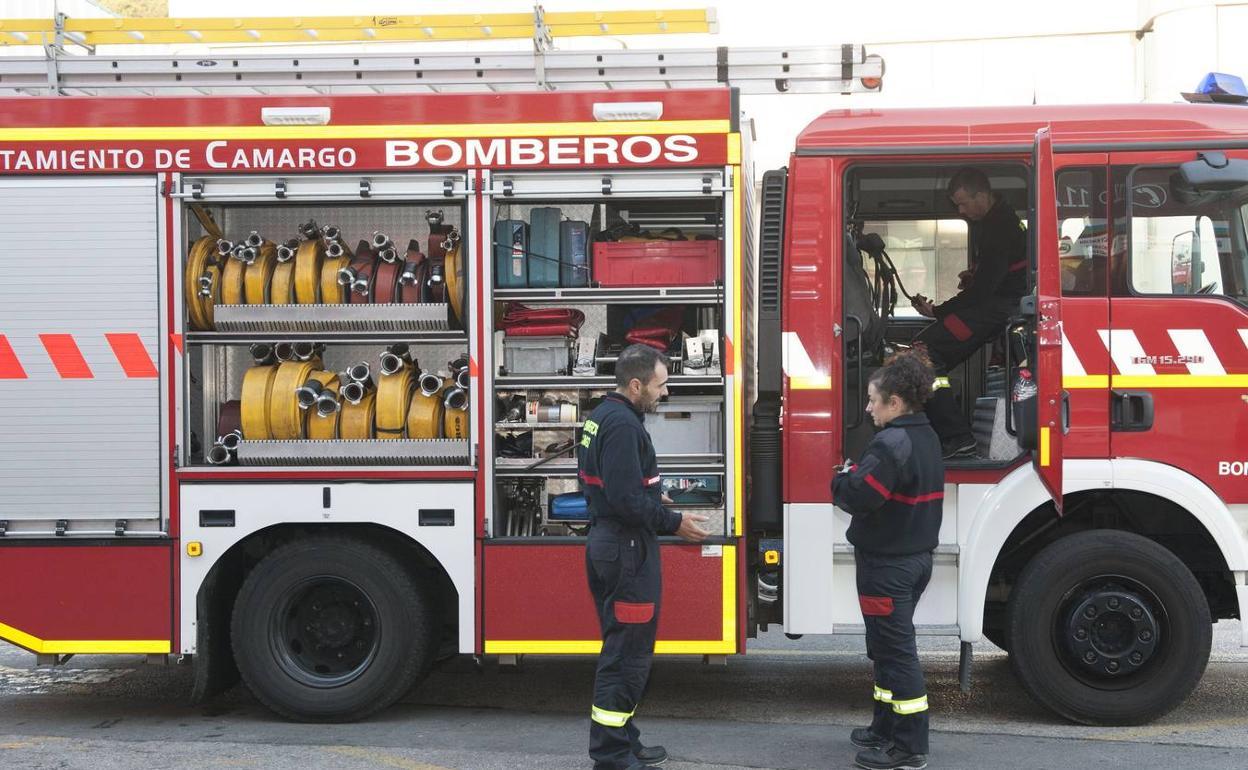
[189,204,223,240]
[445,230,465,324]
[398,242,428,304]
[338,390,377,440]
[306,375,342,441]
[373,259,401,304]
[220,245,247,305]
[268,360,316,440]
[320,250,350,304]
[375,360,415,439]
[443,383,469,439]
[184,235,219,331]
[341,240,378,304]
[270,240,300,305]
[240,364,279,440]
[243,241,278,305]
[406,381,445,439]
[294,239,325,304]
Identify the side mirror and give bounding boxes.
[1171,230,1195,294]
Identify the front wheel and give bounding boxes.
[230,537,436,721]
[1006,530,1210,725]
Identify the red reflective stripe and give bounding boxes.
[39,334,93,379]
[859,595,894,616]
[170,333,183,354]
[864,473,891,500]
[614,601,655,624]
[1009,259,1028,272]
[579,470,604,487]
[0,335,27,379]
[863,473,943,506]
[891,491,945,505]
[106,334,158,378]
[942,313,973,342]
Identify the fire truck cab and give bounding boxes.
[759,100,1248,725]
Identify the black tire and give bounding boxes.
[230,537,436,722]
[982,624,1010,653]
[1006,530,1210,725]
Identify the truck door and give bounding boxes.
[1033,129,1065,512]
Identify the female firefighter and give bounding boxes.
[832,350,945,770]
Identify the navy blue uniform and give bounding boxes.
[580,392,681,770]
[918,197,1027,446]
[833,413,944,755]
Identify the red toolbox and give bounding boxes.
[591,239,721,287]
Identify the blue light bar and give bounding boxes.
[1183,72,1248,103]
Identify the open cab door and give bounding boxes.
[1032,128,1065,513]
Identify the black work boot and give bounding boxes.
[849,727,889,750]
[855,745,928,770]
[633,744,668,765]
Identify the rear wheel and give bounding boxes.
[230,537,436,721]
[1006,530,1210,725]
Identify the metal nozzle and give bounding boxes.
[244,231,263,248]
[336,266,356,286]
[419,372,444,397]
[230,244,247,262]
[327,241,345,259]
[348,362,371,384]
[378,246,398,263]
[197,274,214,297]
[274,342,295,362]
[315,391,340,417]
[449,356,469,373]
[296,380,325,410]
[321,225,341,241]
[351,277,370,296]
[249,343,275,364]
[399,261,419,286]
[276,243,296,263]
[239,246,258,265]
[215,239,234,257]
[444,387,468,411]
[292,342,317,361]
[207,444,232,465]
[456,368,470,390]
[298,220,320,240]
[342,380,365,405]
[426,209,444,226]
[219,430,242,452]
[372,232,393,250]
[379,352,405,376]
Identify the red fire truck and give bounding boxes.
[0,40,1245,728]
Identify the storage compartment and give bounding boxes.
[592,239,721,287]
[502,335,575,375]
[648,395,723,456]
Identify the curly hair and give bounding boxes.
[869,349,936,411]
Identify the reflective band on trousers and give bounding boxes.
[932,377,951,390]
[892,695,929,715]
[873,684,894,703]
[591,705,635,728]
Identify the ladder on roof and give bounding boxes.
[0,8,884,96]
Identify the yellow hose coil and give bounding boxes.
[184,235,219,331]
[320,255,349,304]
[445,236,465,325]
[305,371,341,441]
[240,364,279,440]
[443,404,469,439]
[243,242,277,305]
[220,254,247,305]
[268,360,316,440]
[375,364,415,439]
[339,391,376,440]
[406,391,445,439]
[294,239,325,304]
[270,258,296,305]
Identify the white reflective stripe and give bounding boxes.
[1239,329,1248,353]
[1100,329,1155,376]
[645,475,662,486]
[591,705,633,727]
[1061,328,1087,377]
[873,685,894,702]
[932,376,950,390]
[782,331,825,381]
[891,695,929,715]
[1168,329,1226,375]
